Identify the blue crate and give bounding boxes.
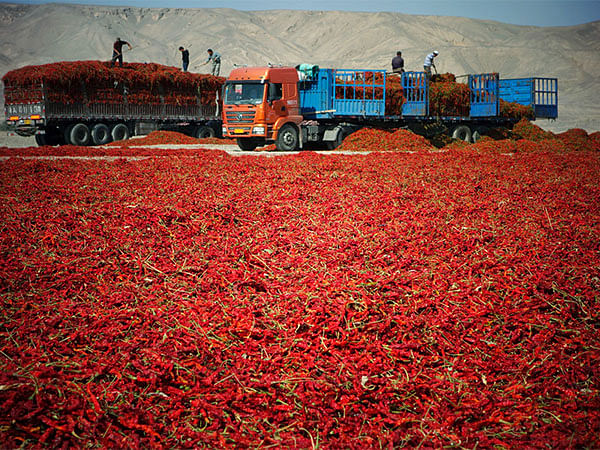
[499,77,558,119]
[332,69,386,117]
[470,73,499,117]
[299,69,333,118]
[299,68,386,118]
[401,72,428,117]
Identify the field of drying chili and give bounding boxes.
[1,131,599,447]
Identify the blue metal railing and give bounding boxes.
[401,72,428,117]
[298,68,557,121]
[470,73,499,117]
[299,69,333,118]
[331,69,386,117]
[499,77,558,118]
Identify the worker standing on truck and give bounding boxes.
[110,38,132,68]
[423,51,439,80]
[200,49,221,76]
[179,46,190,72]
[391,51,404,74]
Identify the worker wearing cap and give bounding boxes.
[424,50,439,80]
[200,49,221,76]
[110,38,132,68]
[391,51,405,74]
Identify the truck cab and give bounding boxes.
[222,66,302,151]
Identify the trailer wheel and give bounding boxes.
[236,137,258,151]
[195,125,216,139]
[325,128,348,150]
[63,124,74,145]
[69,123,91,146]
[111,123,130,142]
[276,124,299,151]
[91,123,111,145]
[471,126,489,143]
[35,134,47,146]
[452,125,472,142]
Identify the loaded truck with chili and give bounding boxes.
[3,60,224,146]
[222,66,558,151]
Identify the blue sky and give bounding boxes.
[13,0,600,27]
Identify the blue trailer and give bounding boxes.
[297,69,557,146]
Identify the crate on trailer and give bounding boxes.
[499,77,558,119]
[401,72,428,117]
[299,69,334,118]
[470,73,499,117]
[299,69,386,118]
[332,69,386,117]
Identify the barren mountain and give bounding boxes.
[1,2,599,132]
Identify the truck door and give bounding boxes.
[266,82,286,123]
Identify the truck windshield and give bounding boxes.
[224,82,265,105]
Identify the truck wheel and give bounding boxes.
[69,123,91,146]
[236,138,258,151]
[276,124,299,151]
[111,123,130,142]
[452,125,472,142]
[35,134,47,146]
[325,128,348,150]
[471,126,489,143]
[63,124,74,145]
[195,125,216,139]
[91,123,111,145]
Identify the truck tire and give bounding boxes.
[35,134,47,146]
[236,137,258,151]
[276,124,299,151]
[69,123,91,146]
[325,128,347,150]
[195,125,216,139]
[91,123,111,145]
[452,125,472,142]
[472,126,489,143]
[63,124,74,145]
[111,123,130,142]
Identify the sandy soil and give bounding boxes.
[0,132,36,148]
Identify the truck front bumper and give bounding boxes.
[223,124,268,138]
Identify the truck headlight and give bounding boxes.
[222,126,227,135]
[252,126,265,135]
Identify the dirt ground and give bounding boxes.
[0,132,369,157]
[0,132,36,148]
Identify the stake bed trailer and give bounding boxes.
[222,67,558,151]
[4,78,222,146]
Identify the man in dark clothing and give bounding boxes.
[111,38,132,67]
[179,46,190,72]
[392,51,404,74]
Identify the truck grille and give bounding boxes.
[225,111,256,123]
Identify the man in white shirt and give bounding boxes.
[424,51,439,80]
[200,49,221,76]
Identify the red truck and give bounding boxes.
[222,66,304,151]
